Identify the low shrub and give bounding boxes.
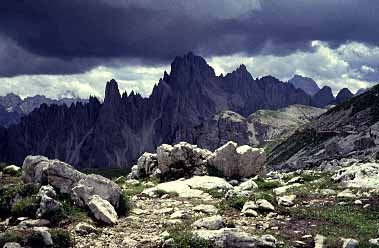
[51,229,73,248]
[255,178,282,190]
[218,195,248,212]
[168,226,215,248]
[11,195,40,218]
[116,191,132,216]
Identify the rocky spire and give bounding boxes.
[104,79,121,107]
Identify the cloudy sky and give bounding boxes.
[0,0,378,98]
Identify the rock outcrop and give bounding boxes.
[0,53,316,169]
[208,142,266,179]
[21,155,121,223]
[332,162,379,189]
[130,141,266,181]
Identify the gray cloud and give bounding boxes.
[0,0,379,76]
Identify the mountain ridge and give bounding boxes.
[0,53,356,168]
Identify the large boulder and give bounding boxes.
[22,155,50,184]
[127,153,158,179]
[45,159,86,194]
[88,195,118,225]
[157,142,212,180]
[21,156,122,209]
[72,174,122,207]
[207,141,266,179]
[332,162,379,189]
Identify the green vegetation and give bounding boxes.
[255,178,282,190]
[155,189,179,198]
[218,195,249,212]
[116,191,132,216]
[288,205,379,243]
[167,226,216,248]
[0,183,40,218]
[204,188,225,199]
[254,192,276,205]
[51,229,73,248]
[123,182,145,197]
[11,195,40,218]
[0,228,73,248]
[80,168,130,179]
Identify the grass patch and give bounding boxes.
[255,192,276,205]
[288,205,379,242]
[155,189,179,198]
[116,191,132,216]
[51,228,73,248]
[218,195,249,213]
[204,189,225,199]
[80,168,130,179]
[167,225,216,248]
[255,178,282,190]
[123,182,145,197]
[11,195,40,218]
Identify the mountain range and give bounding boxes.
[0,94,86,127]
[0,53,356,168]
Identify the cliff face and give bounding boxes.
[0,53,316,168]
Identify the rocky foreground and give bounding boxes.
[0,142,379,248]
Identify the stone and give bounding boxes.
[142,176,231,199]
[369,239,379,246]
[3,165,21,175]
[207,141,266,179]
[37,185,57,198]
[256,199,275,212]
[75,222,97,235]
[17,219,51,228]
[320,189,336,196]
[22,155,50,184]
[127,153,158,179]
[192,215,225,230]
[45,159,86,194]
[32,227,53,246]
[87,195,118,225]
[341,238,359,248]
[3,243,22,248]
[286,176,304,184]
[273,183,302,195]
[354,200,363,205]
[71,174,122,207]
[157,142,212,179]
[170,210,191,220]
[278,195,296,207]
[241,201,258,217]
[193,228,272,248]
[332,162,379,189]
[337,190,357,199]
[193,204,219,215]
[259,235,277,247]
[314,234,326,248]
[36,195,62,218]
[235,178,258,192]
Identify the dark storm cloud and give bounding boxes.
[0,0,378,76]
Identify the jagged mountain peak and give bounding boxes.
[288,74,320,96]
[336,88,354,104]
[104,79,121,105]
[169,52,216,85]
